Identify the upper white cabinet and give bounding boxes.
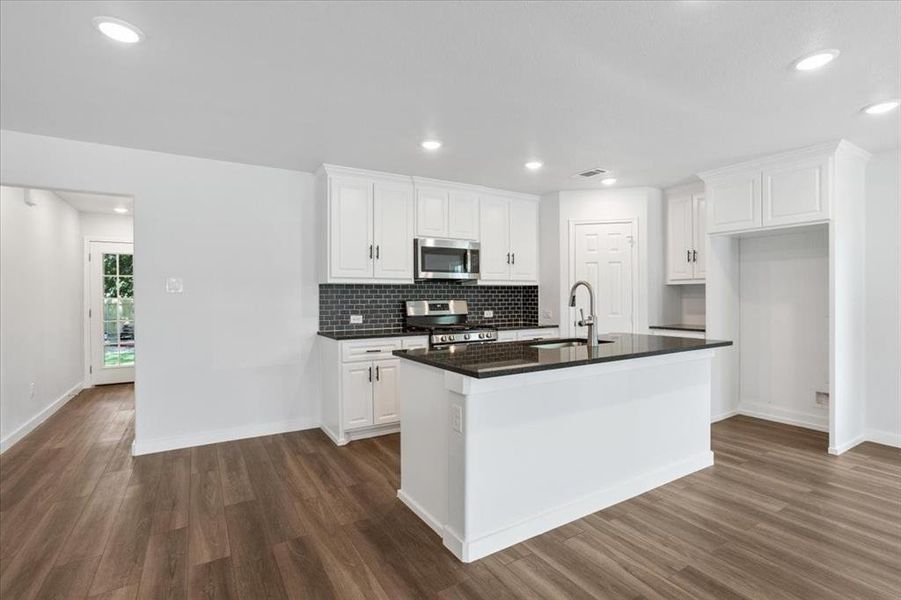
[699,142,853,236]
[320,166,414,283]
[447,190,480,240]
[706,173,761,234]
[479,195,539,283]
[666,191,706,284]
[413,181,480,240]
[415,186,449,238]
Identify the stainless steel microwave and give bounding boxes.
[414,238,480,281]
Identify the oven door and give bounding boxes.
[415,238,480,280]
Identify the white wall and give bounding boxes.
[80,212,134,241]
[0,130,320,455]
[865,151,901,447]
[739,226,830,431]
[1,186,84,451]
[539,187,668,336]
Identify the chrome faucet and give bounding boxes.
[569,280,599,347]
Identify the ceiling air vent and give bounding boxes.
[573,167,608,179]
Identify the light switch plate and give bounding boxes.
[165,277,184,294]
[349,315,363,324]
[451,405,463,433]
[483,310,494,318]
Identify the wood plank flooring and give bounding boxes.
[1,383,899,599]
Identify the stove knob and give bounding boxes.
[478,333,485,339]
[448,335,456,342]
[486,331,494,339]
[440,335,447,342]
[464,334,470,340]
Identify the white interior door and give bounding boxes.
[90,242,135,385]
[571,222,634,338]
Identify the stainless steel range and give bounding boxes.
[404,300,497,349]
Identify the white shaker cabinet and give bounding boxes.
[341,362,375,430]
[705,173,761,234]
[319,165,414,283]
[479,195,539,284]
[372,359,401,425]
[666,191,706,283]
[415,186,449,238]
[761,154,830,228]
[447,190,480,240]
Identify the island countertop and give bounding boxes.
[393,333,732,378]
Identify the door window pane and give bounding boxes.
[101,252,135,369]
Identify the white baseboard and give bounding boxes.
[441,450,714,563]
[829,433,867,455]
[132,417,319,456]
[711,409,738,423]
[397,489,443,535]
[737,401,828,432]
[865,429,901,449]
[0,381,83,453]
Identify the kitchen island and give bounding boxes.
[393,333,732,562]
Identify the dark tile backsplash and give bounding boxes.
[319,281,539,333]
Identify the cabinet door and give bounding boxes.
[342,362,373,430]
[415,187,449,238]
[706,174,761,234]
[330,177,373,279]
[447,190,480,240]
[762,155,831,228]
[373,181,414,280]
[691,193,707,279]
[667,194,694,281]
[479,196,511,280]
[373,359,400,425]
[509,199,538,281]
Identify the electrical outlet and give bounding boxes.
[349,315,363,324]
[542,309,553,319]
[451,405,463,433]
[815,391,829,407]
[483,310,494,318]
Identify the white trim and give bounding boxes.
[865,429,901,449]
[828,433,866,455]
[0,381,83,453]
[397,489,444,535]
[711,409,739,423]
[698,139,870,182]
[566,217,639,337]
[445,450,714,563]
[737,401,829,432]
[132,417,319,456]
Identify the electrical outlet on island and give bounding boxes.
[349,315,363,324]
[483,310,494,318]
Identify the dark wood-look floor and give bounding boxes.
[1,385,899,599]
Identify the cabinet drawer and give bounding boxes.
[401,336,429,350]
[342,339,403,362]
[497,330,518,342]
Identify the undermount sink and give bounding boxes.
[529,339,588,349]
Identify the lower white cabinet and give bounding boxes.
[321,335,427,445]
[516,328,560,341]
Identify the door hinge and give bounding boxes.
[89,365,93,374]
[89,309,92,318]
[88,253,92,262]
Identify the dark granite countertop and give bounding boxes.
[649,324,706,333]
[318,323,560,341]
[393,333,731,379]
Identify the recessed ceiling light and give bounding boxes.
[421,140,442,151]
[601,177,617,186]
[114,207,129,214]
[525,161,543,170]
[93,16,144,44]
[793,49,839,71]
[862,100,900,115]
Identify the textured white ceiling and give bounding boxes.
[1,1,898,193]
[55,190,134,215]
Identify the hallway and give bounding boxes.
[1,385,899,599]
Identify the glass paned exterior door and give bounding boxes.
[91,242,135,384]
